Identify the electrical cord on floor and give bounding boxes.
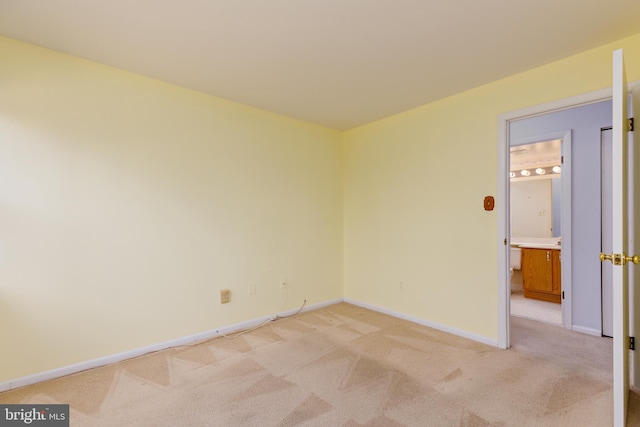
[217,317,275,339]
[274,299,306,319]
[217,299,307,339]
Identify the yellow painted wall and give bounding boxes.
[343,33,640,339]
[0,37,343,382]
[4,30,640,385]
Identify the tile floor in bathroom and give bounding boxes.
[510,291,563,326]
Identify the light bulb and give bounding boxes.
[521,169,530,177]
[510,172,516,178]
[552,165,561,173]
[535,168,545,175]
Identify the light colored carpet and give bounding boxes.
[1,303,639,426]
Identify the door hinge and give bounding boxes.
[504,238,507,246]
[629,117,635,132]
[631,337,635,351]
[561,155,564,164]
[562,291,565,300]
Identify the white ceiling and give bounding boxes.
[2,1,640,130]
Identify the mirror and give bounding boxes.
[510,139,562,238]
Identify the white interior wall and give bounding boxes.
[510,179,553,238]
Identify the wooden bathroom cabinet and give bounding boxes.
[521,248,561,303]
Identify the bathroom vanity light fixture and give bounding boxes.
[510,165,561,180]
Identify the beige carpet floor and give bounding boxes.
[2,303,640,426]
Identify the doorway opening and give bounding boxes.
[497,89,613,349]
[509,138,564,327]
[601,127,614,338]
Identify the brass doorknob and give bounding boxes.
[600,252,613,262]
[600,252,640,265]
[625,254,640,265]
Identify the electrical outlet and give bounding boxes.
[249,283,256,295]
[280,277,287,289]
[220,289,231,304]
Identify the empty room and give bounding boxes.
[2,1,640,426]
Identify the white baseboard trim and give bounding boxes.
[343,298,498,347]
[571,325,602,337]
[0,298,344,393]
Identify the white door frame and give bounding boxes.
[629,91,640,390]
[497,88,613,349]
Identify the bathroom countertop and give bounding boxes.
[510,237,561,250]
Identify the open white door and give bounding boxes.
[607,48,632,427]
